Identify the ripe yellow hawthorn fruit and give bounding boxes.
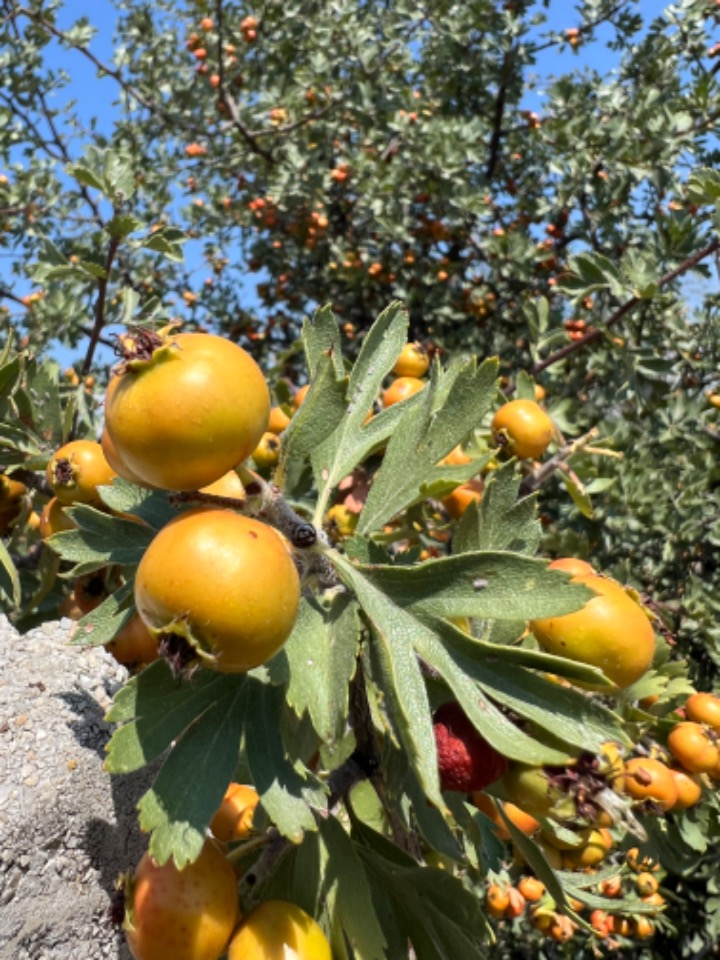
[134,508,300,672]
[442,479,484,519]
[227,901,331,960]
[46,439,117,505]
[530,574,655,688]
[251,432,281,472]
[105,331,270,491]
[211,783,260,842]
[325,502,358,539]
[382,376,425,407]
[393,341,430,378]
[491,399,554,459]
[267,405,292,434]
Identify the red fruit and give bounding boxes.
[433,701,508,792]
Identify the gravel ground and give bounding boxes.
[0,617,155,959]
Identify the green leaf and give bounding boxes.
[411,622,577,765]
[103,151,136,200]
[358,357,498,533]
[67,163,105,192]
[0,535,20,607]
[281,595,359,744]
[68,579,135,647]
[332,552,444,808]
[468,657,629,751]
[105,662,241,769]
[244,677,323,842]
[137,678,247,867]
[354,551,594,622]
[454,462,541,555]
[686,167,720,204]
[47,505,155,572]
[310,302,409,519]
[559,469,594,518]
[316,816,388,960]
[278,352,349,480]
[0,355,22,398]
[138,227,187,262]
[24,358,63,444]
[98,478,179,530]
[515,371,537,401]
[302,304,345,381]
[355,830,491,960]
[107,214,144,238]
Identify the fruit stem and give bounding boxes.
[225,833,270,865]
[520,428,600,494]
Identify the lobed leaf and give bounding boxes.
[244,678,325,842]
[47,504,155,572]
[454,461,541,555]
[282,595,360,745]
[358,357,498,533]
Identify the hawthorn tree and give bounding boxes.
[1,0,720,956]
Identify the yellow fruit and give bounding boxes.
[251,432,281,472]
[105,331,270,491]
[491,399,554,459]
[211,783,260,842]
[46,439,117,505]
[227,901,331,960]
[530,575,655,688]
[393,342,430,378]
[134,508,300,673]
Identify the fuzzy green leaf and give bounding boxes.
[282,595,360,744]
[358,357,498,533]
[0,536,20,607]
[105,662,241,769]
[244,678,324,842]
[355,551,594,621]
[278,351,349,477]
[68,579,135,647]
[310,302,409,519]
[454,462,541,555]
[137,680,247,867]
[47,504,155,572]
[302,304,345,381]
[316,816,388,960]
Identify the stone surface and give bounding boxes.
[0,617,155,959]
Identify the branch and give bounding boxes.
[519,429,602,495]
[80,236,119,377]
[485,49,515,181]
[531,236,720,377]
[14,6,158,115]
[213,0,274,164]
[0,286,27,306]
[526,1,629,56]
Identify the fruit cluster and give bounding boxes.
[121,780,332,960]
[20,330,719,956]
[40,328,303,675]
[484,850,666,946]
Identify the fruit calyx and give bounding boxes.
[113,324,180,372]
[157,629,203,676]
[544,752,618,821]
[50,456,75,487]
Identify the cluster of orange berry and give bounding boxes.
[485,847,665,946]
